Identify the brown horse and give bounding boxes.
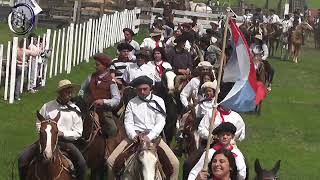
[290,21,313,63]
[121,140,165,180]
[27,112,72,180]
[265,23,282,57]
[73,97,126,180]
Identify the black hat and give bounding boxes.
[174,33,188,44]
[123,28,135,36]
[117,43,134,51]
[130,75,153,87]
[134,50,150,60]
[212,122,237,135]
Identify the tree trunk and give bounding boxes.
[277,0,283,16]
[265,0,269,9]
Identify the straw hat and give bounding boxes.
[57,79,79,92]
[201,81,217,90]
[150,29,163,37]
[197,61,213,68]
[254,34,263,41]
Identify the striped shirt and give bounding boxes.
[110,57,134,80]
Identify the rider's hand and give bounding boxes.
[196,170,209,180]
[142,135,151,142]
[93,99,104,107]
[58,131,64,137]
[186,68,191,75]
[133,136,139,143]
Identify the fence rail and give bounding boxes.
[0,8,141,104]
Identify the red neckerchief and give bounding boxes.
[212,143,237,158]
[217,106,231,123]
[155,40,160,48]
[155,60,164,76]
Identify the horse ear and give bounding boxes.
[53,112,61,123]
[36,111,45,122]
[272,160,281,174]
[255,159,262,174]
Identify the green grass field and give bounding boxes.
[0,21,320,179]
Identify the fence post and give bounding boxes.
[86,19,92,61]
[4,41,11,101]
[60,28,65,74]
[54,29,61,76]
[27,38,33,91]
[106,15,112,48]
[20,38,26,93]
[80,22,85,63]
[73,23,78,66]
[65,27,70,72]
[9,37,18,103]
[90,19,95,56]
[67,23,74,74]
[49,30,57,78]
[77,23,82,65]
[33,36,40,87]
[43,29,51,86]
[39,33,46,81]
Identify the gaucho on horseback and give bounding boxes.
[18,80,86,180]
[107,75,180,179]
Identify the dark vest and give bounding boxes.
[88,73,113,103]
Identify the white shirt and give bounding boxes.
[36,100,83,141]
[198,109,245,141]
[125,94,166,140]
[188,147,246,180]
[250,43,269,61]
[180,77,203,108]
[122,63,156,84]
[192,22,205,36]
[165,36,191,52]
[281,19,293,33]
[268,14,280,24]
[147,61,172,82]
[195,99,214,118]
[140,37,164,50]
[243,13,253,23]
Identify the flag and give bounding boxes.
[219,19,267,112]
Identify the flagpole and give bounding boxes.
[202,8,231,171]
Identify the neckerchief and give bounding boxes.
[217,106,231,123]
[56,99,81,116]
[138,94,166,116]
[155,60,164,76]
[212,143,237,158]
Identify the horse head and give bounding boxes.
[37,111,61,161]
[298,21,313,32]
[161,69,177,95]
[138,140,159,180]
[254,159,281,180]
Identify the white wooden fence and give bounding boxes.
[140,7,243,29]
[0,8,141,104]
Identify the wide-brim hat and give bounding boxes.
[201,80,217,90]
[198,61,213,68]
[174,33,188,44]
[254,34,263,41]
[117,43,134,51]
[150,29,163,37]
[123,28,135,36]
[130,75,153,87]
[134,50,150,60]
[93,53,112,67]
[212,122,237,135]
[57,79,80,92]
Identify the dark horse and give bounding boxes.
[255,159,281,180]
[73,96,126,180]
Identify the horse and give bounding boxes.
[121,140,165,180]
[239,22,252,44]
[26,111,73,180]
[265,23,282,57]
[290,21,313,63]
[175,107,200,157]
[73,96,126,180]
[254,159,281,180]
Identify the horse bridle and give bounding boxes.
[38,120,59,155]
